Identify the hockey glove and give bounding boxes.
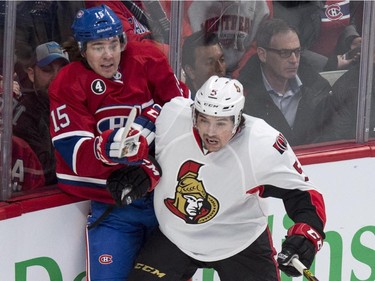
[277,223,323,277]
[106,156,161,206]
[95,127,148,166]
[131,104,161,147]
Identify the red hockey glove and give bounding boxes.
[277,223,323,277]
[106,155,161,206]
[131,104,161,146]
[95,127,148,166]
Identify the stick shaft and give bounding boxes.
[291,258,320,281]
[118,107,137,158]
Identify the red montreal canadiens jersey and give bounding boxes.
[12,136,45,191]
[49,41,188,203]
[154,97,326,261]
[310,0,351,57]
[85,1,151,42]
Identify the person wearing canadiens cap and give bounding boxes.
[35,41,70,68]
[29,41,70,91]
[12,41,69,186]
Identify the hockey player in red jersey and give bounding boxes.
[49,4,188,281]
[128,76,326,281]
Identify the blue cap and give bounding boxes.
[35,41,69,67]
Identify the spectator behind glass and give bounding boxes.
[330,51,375,140]
[273,1,362,72]
[13,41,69,186]
[127,76,326,281]
[49,5,188,280]
[238,18,336,146]
[186,0,272,76]
[14,1,83,90]
[0,8,46,191]
[182,30,226,99]
[0,79,46,191]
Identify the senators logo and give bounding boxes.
[164,160,219,224]
[273,133,288,154]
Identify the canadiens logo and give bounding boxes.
[164,160,219,224]
[99,254,113,264]
[112,70,122,81]
[273,133,288,154]
[91,79,106,95]
[325,4,343,20]
[96,106,140,133]
[76,10,84,18]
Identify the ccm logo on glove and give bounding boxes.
[288,223,323,251]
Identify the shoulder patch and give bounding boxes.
[273,133,288,154]
[91,79,106,95]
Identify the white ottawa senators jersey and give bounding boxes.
[154,97,325,262]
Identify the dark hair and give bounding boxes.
[62,36,83,62]
[182,30,222,69]
[255,18,299,48]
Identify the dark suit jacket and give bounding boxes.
[238,55,336,146]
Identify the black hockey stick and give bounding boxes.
[122,0,170,43]
[292,258,320,281]
[121,0,152,29]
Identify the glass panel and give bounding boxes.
[8,1,174,195]
[0,1,7,200]
[0,1,17,200]
[9,1,84,195]
[0,0,373,200]
[178,0,368,148]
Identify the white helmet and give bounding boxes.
[194,75,245,133]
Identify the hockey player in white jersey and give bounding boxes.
[128,76,326,281]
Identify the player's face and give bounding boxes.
[85,37,122,78]
[258,31,300,83]
[196,113,234,152]
[27,59,67,95]
[190,44,226,90]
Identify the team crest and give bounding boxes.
[112,70,122,81]
[98,254,113,265]
[76,10,84,18]
[273,133,288,154]
[164,160,219,224]
[91,79,106,95]
[325,4,343,20]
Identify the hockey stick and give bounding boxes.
[291,258,320,281]
[122,0,170,43]
[121,0,152,29]
[118,107,138,158]
[118,107,138,204]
